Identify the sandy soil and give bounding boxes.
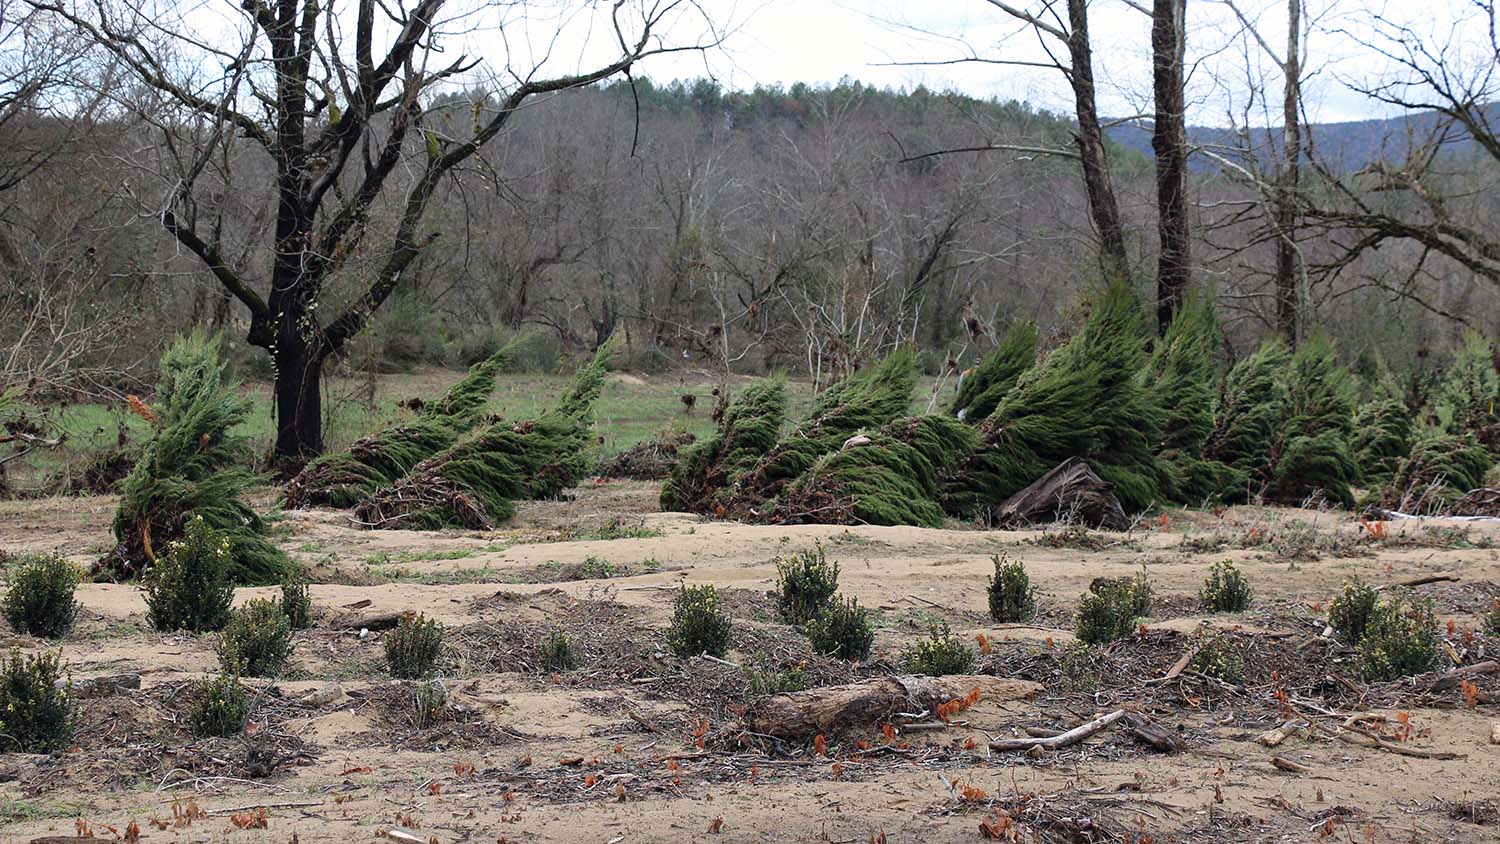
[2,483,1499,843]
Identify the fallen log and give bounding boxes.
[991,457,1129,530]
[741,675,1040,740]
[990,708,1126,751]
[1122,712,1186,752]
[339,612,407,632]
[68,672,141,698]
[1417,660,1497,693]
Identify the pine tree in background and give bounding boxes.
[102,333,289,585]
[774,414,979,527]
[1202,338,1289,499]
[728,347,917,513]
[659,376,787,513]
[943,281,1165,516]
[1436,330,1500,455]
[1265,337,1358,507]
[354,342,611,530]
[284,335,526,508]
[948,323,1038,423]
[1150,296,1242,503]
[1380,433,1490,513]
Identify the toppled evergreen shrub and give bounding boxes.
[1152,298,1243,503]
[1357,597,1438,681]
[950,323,1038,422]
[285,337,523,508]
[0,647,72,752]
[805,596,875,660]
[1199,560,1252,613]
[660,378,787,514]
[665,584,733,658]
[1202,339,1289,495]
[1075,577,1147,645]
[900,622,975,676]
[218,599,293,677]
[1380,433,1490,514]
[1191,632,1244,683]
[987,555,1037,623]
[730,348,917,513]
[539,628,579,672]
[102,332,288,585]
[280,570,312,630]
[773,544,840,625]
[1351,393,1414,489]
[355,344,610,530]
[1265,338,1357,507]
[1436,331,1500,454]
[3,552,78,638]
[144,516,236,633]
[944,281,1165,516]
[385,613,445,679]
[744,652,809,695]
[190,673,249,737]
[595,428,696,480]
[773,415,977,527]
[1328,578,1378,644]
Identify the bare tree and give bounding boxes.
[1149,0,1191,329]
[30,0,718,461]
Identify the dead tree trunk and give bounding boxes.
[742,675,1041,740]
[1151,0,1191,332]
[1067,0,1130,278]
[1274,0,1303,346]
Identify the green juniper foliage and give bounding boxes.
[660,377,787,514]
[356,343,610,530]
[190,673,249,737]
[105,332,289,585]
[665,584,733,658]
[1328,578,1378,644]
[1265,337,1358,507]
[279,570,312,630]
[944,281,1165,517]
[730,347,917,512]
[0,648,72,752]
[987,555,1037,623]
[1357,597,1438,681]
[144,516,236,633]
[3,553,78,638]
[385,613,445,679]
[217,598,294,677]
[1435,330,1500,455]
[285,336,525,508]
[774,414,978,527]
[1151,297,1243,503]
[805,595,875,660]
[1203,339,1290,498]
[1381,433,1490,514]
[773,544,840,624]
[1199,560,1252,613]
[900,622,975,676]
[950,322,1038,423]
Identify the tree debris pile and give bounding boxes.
[594,429,697,481]
[659,377,787,514]
[284,337,521,509]
[727,347,917,514]
[99,333,289,585]
[354,343,610,530]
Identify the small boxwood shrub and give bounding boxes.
[987,554,1036,622]
[0,647,72,752]
[539,628,579,672]
[217,599,293,677]
[1075,579,1142,645]
[1358,598,1438,681]
[900,622,975,676]
[385,613,445,679]
[744,652,809,695]
[1329,578,1378,644]
[666,584,732,658]
[145,516,235,633]
[806,595,875,660]
[1199,560,1252,613]
[190,673,248,737]
[3,553,79,638]
[774,544,840,625]
[1191,632,1244,683]
[279,571,312,630]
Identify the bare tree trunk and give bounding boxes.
[1151,0,1191,331]
[1274,0,1302,346]
[1067,0,1129,278]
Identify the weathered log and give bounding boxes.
[990,708,1126,751]
[1122,712,1185,752]
[68,672,141,698]
[741,675,1040,740]
[992,457,1129,530]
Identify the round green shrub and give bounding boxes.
[665,584,732,658]
[279,571,312,630]
[1358,598,1438,682]
[385,613,445,679]
[217,599,293,677]
[144,516,235,633]
[987,554,1036,623]
[773,544,840,625]
[806,595,875,660]
[1074,577,1148,645]
[900,622,974,676]
[190,673,248,737]
[0,647,73,752]
[1328,578,1378,644]
[1199,560,1252,613]
[3,553,79,638]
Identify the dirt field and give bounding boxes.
[3,483,1499,843]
